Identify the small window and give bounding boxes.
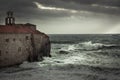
[0,50,1,56]
[13,38,16,41]
[6,51,8,54]
[5,39,9,42]
[26,36,29,40]
[19,39,21,41]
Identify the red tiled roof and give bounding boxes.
[0,25,41,34]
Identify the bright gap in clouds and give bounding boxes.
[91,4,119,9]
[106,24,120,34]
[33,2,78,13]
[34,15,120,34]
[32,2,120,34]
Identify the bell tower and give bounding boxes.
[5,11,15,25]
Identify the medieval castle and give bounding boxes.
[0,11,51,67]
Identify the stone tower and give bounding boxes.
[5,11,15,25]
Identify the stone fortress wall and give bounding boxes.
[0,33,50,67]
[0,34,32,67]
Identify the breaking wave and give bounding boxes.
[59,41,119,51]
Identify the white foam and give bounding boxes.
[63,56,85,64]
[59,41,106,51]
[68,45,76,51]
[78,41,104,50]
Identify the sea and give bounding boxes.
[0,34,120,80]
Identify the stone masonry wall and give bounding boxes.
[0,33,33,67]
[0,33,51,67]
[33,34,51,59]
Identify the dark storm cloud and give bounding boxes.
[0,0,35,18]
[60,0,120,15]
[35,0,119,17]
[0,0,120,18]
[61,0,120,7]
[0,0,120,34]
[0,0,34,12]
[0,0,120,24]
[0,0,77,22]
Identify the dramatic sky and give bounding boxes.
[0,0,120,34]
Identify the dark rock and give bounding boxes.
[58,50,69,54]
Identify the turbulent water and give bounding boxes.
[49,34,120,65]
[1,34,120,80]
